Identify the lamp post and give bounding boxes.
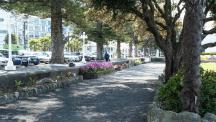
[80,32,88,63]
[5,16,16,70]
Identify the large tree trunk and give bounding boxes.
[97,42,103,60]
[135,44,138,57]
[117,40,121,59]
[129,40,132,57]
[163,48,175,82]
[50,0,65,64]
[180,0,203,112]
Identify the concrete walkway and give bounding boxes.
[0,63,164,122]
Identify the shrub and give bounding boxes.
[157,69,216,116]
[200,70,216,116]
[15,80,23,90]
[134,59,142,66]
[157,72,183,112]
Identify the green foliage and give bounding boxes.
[201,52,216,55]
[0,1,50,17]
[92,0,136,15]
[56,72,65,81]
[1,0,86,27]
[157,69,216,116]
[66,38,82,52]
[86,21,116,44]
[28,36,51,51]
[3,44,23,51]
[27,77,36,86]
[14,80,23,90]
[157,72,183,112]
[134,59,142,66]
[4,34,19,44]
[200,70,216,116]
[66,71,73,79]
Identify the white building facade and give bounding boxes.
[0,9,71,50]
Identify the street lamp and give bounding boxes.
[80,32,88,63]
[5,16,16,71]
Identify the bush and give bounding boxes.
[157,72,183,112]
[157,69,216,116]
[200,70,216,116]
[134,59,142,66]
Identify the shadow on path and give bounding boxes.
[0,63,164,122]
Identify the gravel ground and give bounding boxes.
[0,63,164,122]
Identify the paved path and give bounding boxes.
[0,63,164,122]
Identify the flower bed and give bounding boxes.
[79,61,114,79]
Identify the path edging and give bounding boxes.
[0,76,83,105]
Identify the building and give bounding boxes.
[0,9,72,50]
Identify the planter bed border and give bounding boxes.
[0,76,83,105]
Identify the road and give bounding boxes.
[0,63,164,122]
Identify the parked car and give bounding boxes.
[12,55,40,67]
[0,53,8,66]
[32,52,51,64]
[64,52,80,62]
[86,52,97,60]
[0,49,18,58]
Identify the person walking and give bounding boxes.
[104,51,110,62]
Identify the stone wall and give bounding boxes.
[0,76,83,105]
[0,66,80,90]
[147,104,216,122]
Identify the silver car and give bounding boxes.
[0,53,8,66]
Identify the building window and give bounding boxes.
[35,26,41,31]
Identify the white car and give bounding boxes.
[64,52,80,62]
[32,52,51,64]
[0,53,8,66]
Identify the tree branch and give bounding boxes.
[202,42,216,50]
[203,27,216,35]
[152,0,165,18]
[155,21,167,30]
[204,15,216,23]
[173,4,185,24]
[204,0,215,16]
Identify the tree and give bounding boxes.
[90,0,216,82]
[85,21,116,59]
[1,0,86,63]
[4,34,19,44]
[180,0,203,112]
[28,36,51,51]
[66,38,82,52]
[39,36,51,51]
[86,8,136,59]
[29,38,41,51]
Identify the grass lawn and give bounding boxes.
[201,63,216,71]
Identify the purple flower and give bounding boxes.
[79,61,113,74]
